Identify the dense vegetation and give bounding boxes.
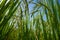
[0,0,60,40]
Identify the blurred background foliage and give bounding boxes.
[0,0,60,40]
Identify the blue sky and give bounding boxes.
[28,0,46,21]
[58,0,60,4]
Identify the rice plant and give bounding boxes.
[0,0,60,40]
